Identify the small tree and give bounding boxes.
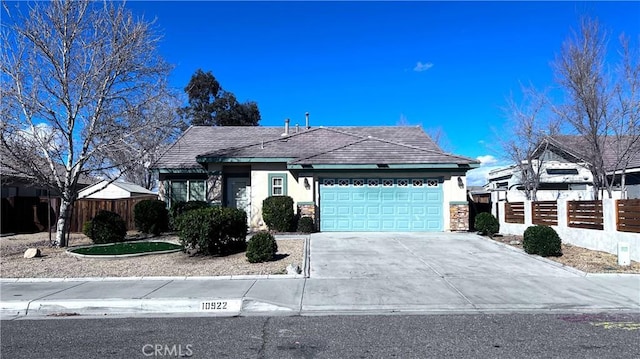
[0,0,178,246]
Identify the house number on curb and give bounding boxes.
[199,299,241,312]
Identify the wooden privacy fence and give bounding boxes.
[532,201,558,226]
[617,199,640,233]
[567,200,603,230]
[69,195,158,232]
[505,202,525,224]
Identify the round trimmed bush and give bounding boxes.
[177,207,247,255]
[296,216,315,233]
[169,200,209,230]
[475,212,499,237]
[523,225,562,257]
[262,196,295,232]
[246,231,278,263]
[134,199,169,235]
[83,210,127,244]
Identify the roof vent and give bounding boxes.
[305,112,310,129]
[282,118,290,136]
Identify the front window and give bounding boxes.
[189,180,205,201]
[272,177,284,196]
[169,180,206,206]
[268,173,288,196]
[170,181,187,203]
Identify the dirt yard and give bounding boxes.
[0,232,305,278]
[490,234,640,274]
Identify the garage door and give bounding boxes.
[320,178,443,232]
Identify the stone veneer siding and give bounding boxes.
[297,203,318,230]
[450,202,469,231]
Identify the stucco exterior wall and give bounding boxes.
[163,165,471,232]
[249,163,291,229]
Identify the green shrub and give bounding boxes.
[169,200,209,230]
[134,199,169,235]
[246,231,278,263]
[296,216,316,233]
[475,212,500,237]
[177,207,247,255]
[523,225,562,257]
[83,210,127,244]
[262,196,295,232]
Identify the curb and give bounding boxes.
[0,274,305,283]
[2,296,303,318]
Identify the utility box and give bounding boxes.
[618,242,630,266]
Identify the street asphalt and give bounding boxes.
[1,232,638,318]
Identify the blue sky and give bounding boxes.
[10,1,640,185]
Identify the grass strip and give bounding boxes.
[70,241,182,256]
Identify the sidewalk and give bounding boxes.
[2,232,639,319]
[1,276,305,318]
[2,272,639,319]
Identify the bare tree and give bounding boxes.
[610,35,640,198]
[1,0,177,246]
[115,96,183,190]
[553,17,640,199]
[500,85,558,201]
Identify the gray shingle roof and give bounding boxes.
[153,125,478,169]
[547,135,640,172]
[111,181,156,195]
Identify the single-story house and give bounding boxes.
[77,180,157,199]
[487,135,640,202]
[152,122,479,232]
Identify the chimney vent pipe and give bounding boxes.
[283,118,290,136]
[305,112,310,129]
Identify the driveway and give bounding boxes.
[302,232,640,314]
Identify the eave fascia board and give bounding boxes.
[287,163,475,170]
[196,156,294,164]
[156,168,207,174]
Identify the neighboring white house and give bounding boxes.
[487,135,637,203]
[78,180,156,199]
[487,161,598,203]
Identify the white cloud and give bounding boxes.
[466,154,508,187]
[413,61,434,72]
[476,155,498,166]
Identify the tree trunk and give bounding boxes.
[55,199,72,247]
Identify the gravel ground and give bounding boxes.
[0,232,305,278]
[491,234,640,273]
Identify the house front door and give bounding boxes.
[226,177,251,224]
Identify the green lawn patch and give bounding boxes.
[70,241,182,256]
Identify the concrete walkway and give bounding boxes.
[1,233,638,318]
